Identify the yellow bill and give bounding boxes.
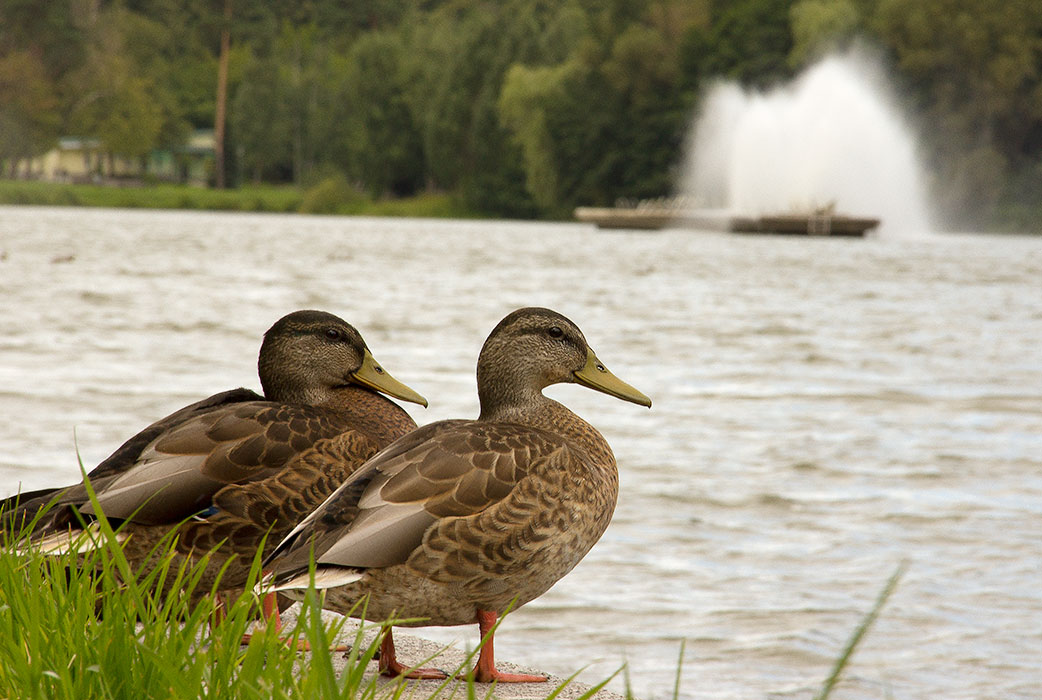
[573,348,652,407]
[353,349,428,407]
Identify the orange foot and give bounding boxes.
[460,669,548,683]
[377,629,448,680]
[382,663,450,680]
[464,609,547,683]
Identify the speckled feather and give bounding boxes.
[5,310,422,605]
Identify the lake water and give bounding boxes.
[1,206,1040,699]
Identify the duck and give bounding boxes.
[3,309,427,621]
[263,307,651,682]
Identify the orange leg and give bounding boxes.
[211,593,228,630]
[239,591,291,646]
[263,590,283,632]
[378,629,448,680]
[239,590,349,651]
[465,609,546,683]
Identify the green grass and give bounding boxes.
[815,563,905,700]
[0,521,442,699]
[357,192,474,219]
[0,179,477,218]
[0,179,303,212]
[0,489,612,700]
[0,542,383,699]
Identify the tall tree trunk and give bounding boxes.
[213,0,232,189]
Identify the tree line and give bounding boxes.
[1,0,1039,227]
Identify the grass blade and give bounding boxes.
[815,562,906,700]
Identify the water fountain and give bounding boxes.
[677,49,932,236]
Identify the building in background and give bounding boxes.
[28,130,215,186]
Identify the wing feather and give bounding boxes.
[67,400,353,526]
[266,420,566,578]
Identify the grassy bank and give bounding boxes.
[0,511,368,699]
[0,502,613,700]
[0,179,475,219]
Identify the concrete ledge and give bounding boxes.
[280,606,629,700]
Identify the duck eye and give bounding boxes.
[548,326,564,339]
[325,328,343,341]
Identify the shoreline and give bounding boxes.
[0,179,481,219]
[281,607,630,700]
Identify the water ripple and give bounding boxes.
[1,207,1041,700]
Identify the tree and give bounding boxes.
[232,51,292,182]
[399,0,602,215]
[336,32,424,196]
[872,0,1042,225]
[65,7,165,174]
[214,0,233,187]
[682,0,795,89]
[0,51,61,176]
[499,62,575,211]
[0,0,88,81]
[68,52,164,173]
[499,3,696,217]
[117,7,193,155]
[789,0,861,67]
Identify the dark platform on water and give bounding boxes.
[574,207,880,237]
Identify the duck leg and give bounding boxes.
[238,590,295,646]
[467,609,547,683]
[239,589,350,651]
[378,628,448,679]
[212,591,281,635]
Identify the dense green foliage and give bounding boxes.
[1,0,1040,226]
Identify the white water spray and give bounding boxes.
[679,51,931,235]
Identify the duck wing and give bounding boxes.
[3,388,259,529]
[266,419,565,578]
[25,394,364,532]
[79,401,362,525]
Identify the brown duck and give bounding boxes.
[4,310,427,616]
[264,307,651,682]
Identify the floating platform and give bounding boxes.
[730,213,880,237]
[574,207,880,237]
[571,206,675,231]
[573,206,678,230]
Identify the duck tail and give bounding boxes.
[23,522,127,556]
[1,486,66,534]
[260,565,364,597]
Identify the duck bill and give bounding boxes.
[352,349,428,407]
[574,349,652,407]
